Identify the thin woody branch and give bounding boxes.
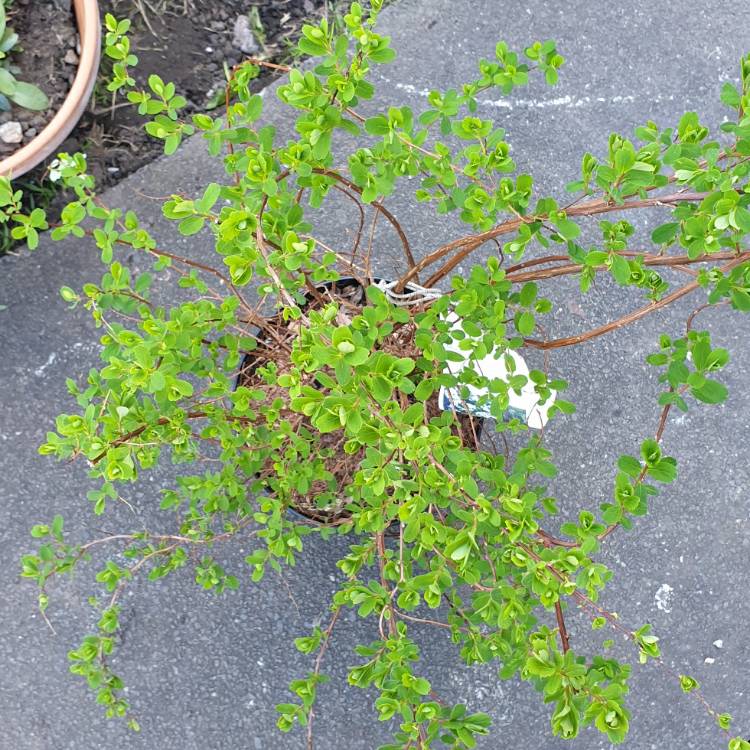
[505,249,745,284]
[399,191,707,289]
[554,601,570,653]
[522,252,750,350]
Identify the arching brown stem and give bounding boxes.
[522,252,750,351]
[91,410,208,464]
[505,254,570,275]
[555,601,570,653]
[506,250,742,284]
[312,168,418,282]
[404,192,707,289]
[329,183,366,260]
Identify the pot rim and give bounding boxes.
[0,0,101,179]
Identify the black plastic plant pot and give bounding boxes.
[233,276,485,525]
[234,276,369,382]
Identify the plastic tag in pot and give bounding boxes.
[438,314,556,429]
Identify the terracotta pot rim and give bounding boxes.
[0,0,101,179]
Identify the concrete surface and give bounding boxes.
[1,1,749,748]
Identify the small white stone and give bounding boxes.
[64,48,79,66]
[654,583,674,613]
[704,657,715,664]
[205,46,213,53]
[233,15,260,55]
[0,121,22,144]
[713,639,724,649]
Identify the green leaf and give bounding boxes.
[555,217,580,240]
[164,133,180,155]
[679,674,699,693]
[449,541,471,562]
[658,391,688,412]
[731,288,750,311]
[59,286,78,303]
[412,677,431,696]
[651,222,679,245]
[364,116,389,135]
[370,375,392,402]
[316,409,342,433]
[610,253,631,285]
[298,25,329,56]
[51,514,64,541]
[640,439,661,466]
[691,339,710,371]
[149,370,166,391]
[413,379,434,401]
[617,455,642,478]
[734,205,750,233]
[717,713,732,731]
[720,82,741,109]
[648,457,677,483]
[9,81,49,111]
[519,282,538,306]
[197,183,221,213]
[585,250,609,266]
[516,311,535,335]
[178,216,205,236]
[691,379,728,404]
[0,67,16,97]
[369,46,396,64]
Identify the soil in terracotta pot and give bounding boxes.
[236,282,483,524]
[0,0,78,154]
[69,0,354,188]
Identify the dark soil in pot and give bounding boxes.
[66,0,353,188]
[0,1,78,154]
[235,278,485,526]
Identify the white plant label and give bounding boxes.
[438,314,556,430]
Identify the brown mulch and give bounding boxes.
[236,281,482,524]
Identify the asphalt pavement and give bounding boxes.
[1,1,749,748]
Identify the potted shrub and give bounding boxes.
[0,0,100,178]
[14,4,750,747]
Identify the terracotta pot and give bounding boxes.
[0,0,101,179]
